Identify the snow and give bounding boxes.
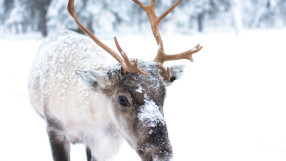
[30,31,92,92]
[29,30,119,109]
[1,28,286,161]
[138,95,165,128]
[136,85,143,93]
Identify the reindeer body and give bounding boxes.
[29,30,123,159]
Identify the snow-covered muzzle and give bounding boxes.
[137,120,173,161]
[137,95,173,161]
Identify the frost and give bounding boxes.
[120,50,125,54]
[157,44,161,50]
[136,85,143,93]
[28,30,115,103]
[138,95,165,127]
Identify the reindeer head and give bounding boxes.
[68,0,202,160]
[76,61,185,160]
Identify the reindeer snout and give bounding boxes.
[138,143,173,161]
[138,122,173,161]
[153,144,173,161]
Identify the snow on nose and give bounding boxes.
[137,95,165,128]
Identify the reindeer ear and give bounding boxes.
[76,69,122,91]
[159,65,185,86]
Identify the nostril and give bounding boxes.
[151,146,173,161]
[138,142,173,161]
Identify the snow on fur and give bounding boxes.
[138,95,165,127]
[135,85,143,93]
[28,30,117,101]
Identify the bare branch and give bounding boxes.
[164,44,203,63]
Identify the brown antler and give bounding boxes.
[133,0,203,78]
[68,0,148,76]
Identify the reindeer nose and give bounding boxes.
[154,144,173,160]
[138,140,173,161]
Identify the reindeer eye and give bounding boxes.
[118,96,129,106]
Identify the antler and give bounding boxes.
[133,0,203,78]
[68,0,148,76]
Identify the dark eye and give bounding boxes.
[118,96,129,106]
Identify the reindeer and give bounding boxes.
[28,0,202,161]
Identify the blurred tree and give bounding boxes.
[242,0,286,28]
[230,0,243,35]
[1,0,286,36]
[27,0,52,36]
[173,0,230,32]
[4,0,27,33]
[2,0,51,35]
[277,0,286,26]
[0,0,15,25]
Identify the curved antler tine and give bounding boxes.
[114,37,131,64]
[157,64,171,80]
[194,44,203,52]
[133,0,147,10]
[164,44,203,62]
[114,37,149,76]
[131,60,150,76]
[68,0,148,76]
[133,59,150,76]
[134,59,138,66]
[166,67,170,80]
[68,0,123,64]
[158,0,182,22]
[183,44,203,62]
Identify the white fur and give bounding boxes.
[28,30,122,160]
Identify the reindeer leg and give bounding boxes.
[86,147,98,161]
[47,128,70,161]
[86,147,92,161]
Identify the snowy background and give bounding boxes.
[1,0,286,36]
[1,0,286,161]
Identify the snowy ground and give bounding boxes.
[0,29,286,161]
